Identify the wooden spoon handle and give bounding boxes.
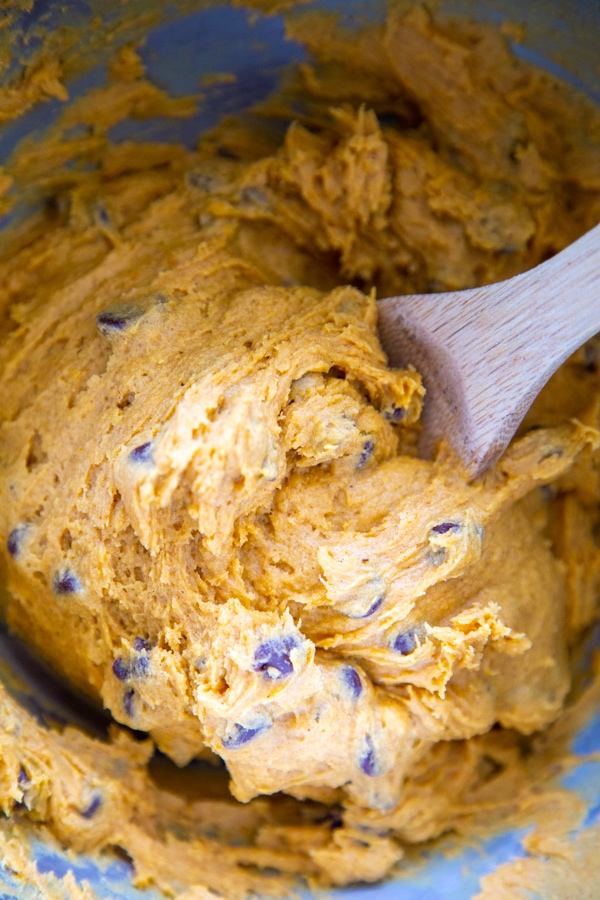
[377,223,600,476]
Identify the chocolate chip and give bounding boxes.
[341,666,363,699]
[383,404,405,423]
[133,637,151,652]
[94,202,111,229]
[357,439,375,469]
[429,522,461,566]
[392,630,417,655]
[112,653,150,682]
[430,522,460,535]
[112,658,129,681]
[341,575,385,619]
[345,593,384,619]
[253,636,298,679]
[222,722,270,749]
[123,689,135,717]
[129,441,154,465]
[7,531,20,557]
[131,655,150,677]
[52,568,82,595]
[96,304,144,336]
[80,793,102,819]
[7,525,27,558]
[364,594,384,617]
[359,736,378,776]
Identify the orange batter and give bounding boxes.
[1,5,600,897]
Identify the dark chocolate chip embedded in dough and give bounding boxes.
[52,568,82,595]
[253,635,298,679]
[112,658,129,681]
[123,689,135,718]
[343,593,385,620]
[112,653,150,682]
[357,439,375,469]
[430,522,460,535]
[94,202,111,228]
[341,575,385,619]
[359,735,378,776]
[130,655,150,678]
[80,793,102,819]
[383,404,405,423]
[133,636,152,652]
[223,722,270,749]
[96,304,144,336]
[129,441,154,465]
[7,525,27,558]
[392,630,417,655]
[363,594,384,618]
[341,666,363,699]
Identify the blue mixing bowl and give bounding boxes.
[0,2,599,897]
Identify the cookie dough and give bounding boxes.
[1,4,600,896]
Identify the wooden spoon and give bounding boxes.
[376,223,600,478]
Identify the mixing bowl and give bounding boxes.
[1,1,599,897]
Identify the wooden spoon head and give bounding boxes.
[376,293,543,478]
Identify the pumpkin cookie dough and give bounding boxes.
[1,4,600,897]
